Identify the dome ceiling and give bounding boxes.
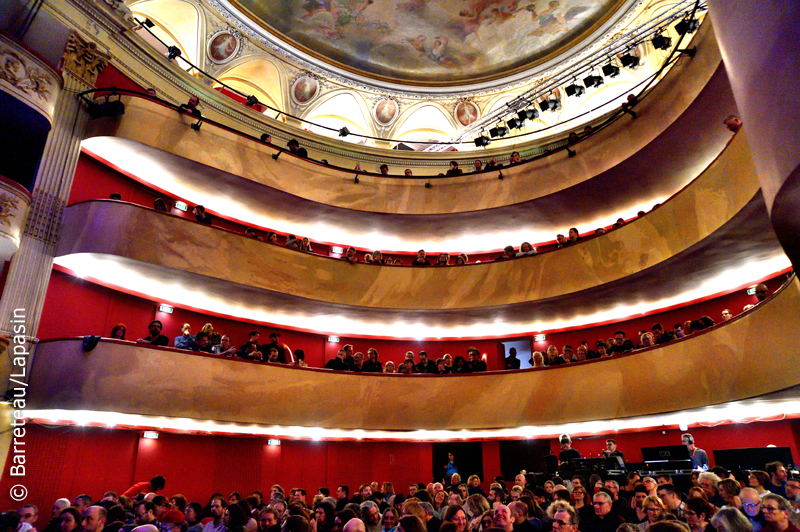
[227,0,627,86]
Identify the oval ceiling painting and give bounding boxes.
[228,0,624,85]
[374,98,398,125]
[292,76,319,104]
[455,101,480,126]
[207,31,240,64]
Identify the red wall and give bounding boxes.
[4,419,800,515]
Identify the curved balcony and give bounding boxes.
[26,274,800,432]
[56,130,774,316]
[82,18,724,216]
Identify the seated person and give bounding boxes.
[193,205,212,224]
[266,232,278,243]
[174,323,195,350]
[435,253,449,266]
[266,348,281,363]
[287,139,308,158]
[285,235,301,249]
[193,331,213,353]
[509,151,522,164]
[494,246,515,261]
[364,253,373,263]
[154,198,169,212]
[371,250,385,264]
[244,228,264,242]
[404,169,413,176]
[568,228,581,243]
[516,242,536,257]
[379,164,389,175]
[473,160,483,172]
[445,161,463,176]
[136,320,169,346]
[293,349,308,367]
[412,250,431,266]
[178,95,201,117]
[485,157,503,169]
[300,237,312,252]
[555,234,569,247]
[454,253,469,265]
[240,341,263,361]
[324,349,348,370]
[342,246,359,264]
[463,348,487,373]
[212,335,238,357]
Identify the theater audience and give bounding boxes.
[287,139,308,158]
[412,250,431,266]
[154,198,169,212]
[136,320,169,346]
[212,335,237,357]
[174,323,195,350]
[193,205,212,224]
[446,162,463,176]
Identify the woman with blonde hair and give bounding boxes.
[201,323,221,347]
[639,496,667,532]
[384,361,396,373]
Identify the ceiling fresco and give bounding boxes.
[229,0,624,85]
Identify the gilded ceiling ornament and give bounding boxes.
[207,30,241,64]
[373,98,399,127]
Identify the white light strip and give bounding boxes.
[53,253,791,338]
[24,396,800,441]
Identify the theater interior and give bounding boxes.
[0,0,799,512]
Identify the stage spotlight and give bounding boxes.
[565,83,584,97]
[489,125,508,138]
[652,33,672,50]
[620,52,639,69]
[246,95,258,107]
[602,63,620,78]
[142,18,154,28]
[539,97,561,112]
[675,17,699,35]
[567,147,576,158]
[167,46,181,60]
[507,117,522,129]
[583,74,604,88]
[88,98,125,120]
[339,127,350,137]
[190,119,202,131]
[519,108,538,121]
[474,135,491,147]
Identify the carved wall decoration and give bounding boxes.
[291,75,318,105]
[374,98,398,126]
[207,30,240,64]
[0,177,33,262]
[0,34,61,122]
[454,100,480,127]
[61,32,110,85]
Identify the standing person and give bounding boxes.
[682,433,709,471]
[558,435,580,466]
[444,453,458,485]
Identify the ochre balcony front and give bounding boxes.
[26,274,800,431]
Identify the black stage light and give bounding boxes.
[424,182,431,188]
[602,63,620,78]
[567,147,576,158]
[583,74,603,88]
[339,127,350,137]
[246,95,258,107]
[620,53,639,69]
[519,108,538,121]
[88,98,125,120]
[675,17,699,35]
[565,83,585,97]
[190,119,202,131]
[539,97,561,112]
[354,175,359,184]
[474,135,491,147]
[142,18,155,28]
[652,33,672,50]
[489,125,508,138]
[167,46,181,60]
[507,117,522,129]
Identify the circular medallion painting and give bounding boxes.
[374,98,398,126]
[207,32,239,64]
[292,76,319,104]
[455,101,480,126]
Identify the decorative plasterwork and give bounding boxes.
[0,34,62,122]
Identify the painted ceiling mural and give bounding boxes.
[231,0,623,85]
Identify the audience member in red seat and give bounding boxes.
[435,254,450,266]
[399,359,417,374]
[350,352,366,372]
[755,284,770,302]
[383,361,396,373]
[556,234,568,247]
[505,348,521,369]
[371,251,385,265]
[325,349,349,371]
[193,332,213,353]
[436,358,449,374]
[583,492,624,532]
[160,510,185,532]
[473,160,483,172]
[574,345,588,362]
[651,324,668,345]
[685,498,715,532]
[639,332,654,348]
[178,96,201,117]
[362,348,382,373]
[412,250,431,266]
[416,351,437,374]
[343,247,359,264]
[607,331,628,355]
[455,253,468,265]
[740,488,766,531]
[301,238,313,252]
[266,348,282,364]
[154,198,169,212]
[110,323,126,340]
[495,246,515,261]
[80,507,106,532]
[240,342,263,361]
[211,335,237,357]
[530,352,545,367]
[721,309,732,322]
[174,323,195,350]
[380,164,389,175]
[285,235,301,249]
[568,228,580,243]
[594,342,609,358]
[674,324,686,338]
[446,161,463,176]
[136,320,169,347]
[193,205,212,224]
[245,228,264,242]
[509,152,522,165]
[463,348,487,373]
[287,139,308,159]
[203,497,227,532]
[267,232,278,244]
[494,505,513,532]
[516,242,536,257]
